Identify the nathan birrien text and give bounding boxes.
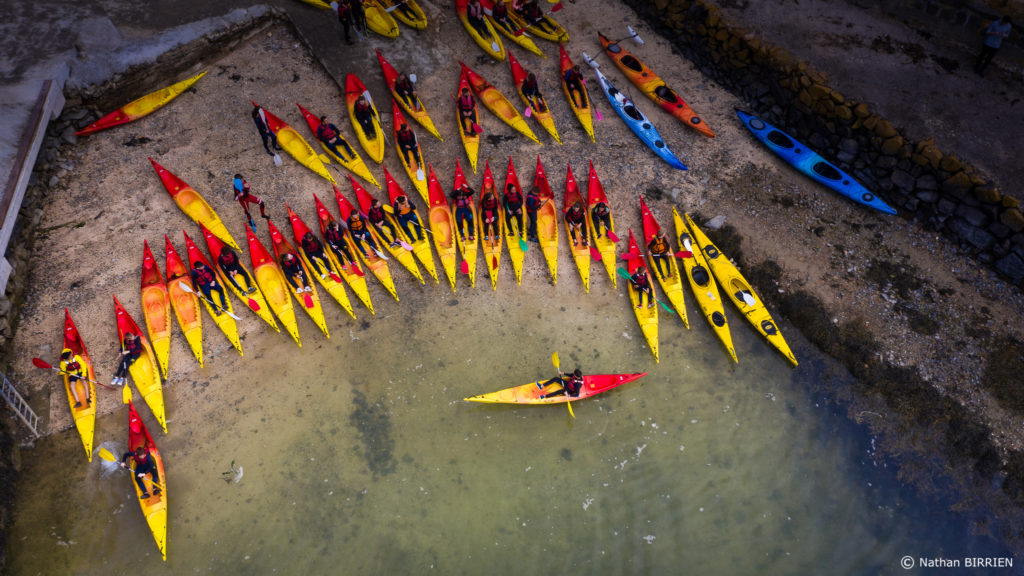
[919,557,1013,568]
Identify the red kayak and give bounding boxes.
[464,372,648,404]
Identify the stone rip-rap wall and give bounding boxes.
[623,0,1024,287]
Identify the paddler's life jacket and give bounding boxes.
[60,355,83,376]
[566,205,585,224]
[191,265,216,287]
[218,249,240,269]
[317,123,338,142]
[526,194,541,212]
[504,187,523,207]
[648,236,670,255]
[367,206,386,224]
[281,257,302,276]
[302,235,323,254]
[458,94,475,113]
[347,214,366,233]
[325,226,347,247]
[395,199,414,215]
[123,336,144,357]
[397,129,416,148]
[452,188,473,208]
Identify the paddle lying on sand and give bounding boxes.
[31,358,117,390]
[551,351,574,419]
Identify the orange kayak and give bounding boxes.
[427,164,459,292]
[599,32,714,138]
[76,71,206,136]
[149,158,239,250]
[533,156,559,283]
[140,240,171,379]
[164,235,205,366]
[459,61,539,144]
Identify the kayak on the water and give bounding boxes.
[113,297,167,432]
[464,372,647,404]
[125,399,168,561]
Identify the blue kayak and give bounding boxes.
[736,110,896,215]
[592,67,687,170]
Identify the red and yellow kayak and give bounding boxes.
[481,0,544,57]
[563,163,590,293]
[459,61,539,144]
[479,160,504,290]
[464,372,647,404]
[452,159,480,288]
[296,103,378,188]
[391,101,429,204]
[140,241,171,379]
[334,185,399,301]
[245,224,302,347]
[351,173,423,284]
[639,196,689,329]
[345,74,386,164]
[113,296,167,432]
[456,0,506,61]
[502,156,527,285]
[149,158,239,250]
[75,71,206,136]
[267,219,330,339]
[559,44,594,143]
[62,310,96,461]
[312,194,375,314]
[684,213,798,366]
[427,164,459,292]
[504,0,569,42]
[201,224,278,333]
[126,400,167,561]
[183,231,243,355]
[164,236,204,366]
[376,50,442,140]
[455,69,481,175]
[672,208,736,363]
[252,101,336,183]
[384,167,438,284]
[586,161,618,288]
[598,32,714,138]
[626,230,659,362]
[286,204,356,320]
[383,0,427,29]
[509,52,560,144]
[533,156,559,283]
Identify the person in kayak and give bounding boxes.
[216,246,257,294]
[317,116,355,159]
[521,72,548,113]
[367,199,399,248]
[480,188,501,241]
[491,1,513,33]
[630,266,655,309]
[346,210,380,258]
[539,369,584,399]
[450,183,476,242]
[280,253,312,293]
[457,87,479,137]
[502,180,525,236]
[324,220,358,266]
[394,72,419,111]
[392,195,425,241]
[251,104,282,156]
[60,348,90,408]
[466,0,490,39]
[525,186,543,242]
[334,0,354,44]
[563,64,587,108]
[233,174,269,227]
[591,201,612,238]
[391,0,417,22]
[565,201,589,247]
[111,332,144,387]
[190,261,229,315]
[396,123,421,167]
[647,230,672,278]
[120,446,161,499]
[353,95,377,139]
[300,232,331,279]
[520,0,554,34]
[348,0,368,37]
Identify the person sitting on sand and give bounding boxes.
[111,333,144,387]
[503,180,525,236]
[190,261,228,315]
[121,446,161,500]
[324,220,358,267]
[539,368,584,399]
[565,201,588,247]
[647,230,671,278]
[394,72,419,111]
[458,87,479,137]
[450,183,476,242]
[316,116,355,159]
[630,266,654,309]
[591,202,612,238]
[367,199,399,248]
[393,195,425,241]
[280,253,312,293]
[521,72,547,113]
[216,246,257,294]
[480,188,501,241]
[300,232,331,279]
[60,348,90,408]
[353,95,377,139]
[346,210,380,257]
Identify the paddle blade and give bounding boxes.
[674,250,693,259]
[273,154,283,166]
[399,240,413,251]
[524,107,532,118]
[98,447,117,463]
[349,263,365,277]
[657,298,675,314]
[460,259,469,275]
[566,398,575,418]
[514,27,526,36]
[122,384,133,405]
[247,297,261,312]
[492,254,499,269]
[303,292,314,308]
[589,245,602,262]
[519,237,529,252]
[606,229,619,243]
[409,74,417,83]
[330,272,343,283]
[551,351,560,372]
[32,357,53,370]
[741,291,757,307]
[594,109,604,122]
[472,122,483,134]
[551,2,563,12]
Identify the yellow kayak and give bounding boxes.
[139,241,172,379]
[673,208,737,363]
[456,0,505,61]
[126,401,168,560]
[452,160,480,288]
[533,156,559,283]
[346,74,387,164]
[149,158,239,250]
[586,161,618,288]
[75,71,206,136]
[455,69,481,175]
[335,186,400,301]
[253,101,336,184]
[376,50,442,141]
[351,173,424,284]
[365,0,401,38]
[297,103,379,188]
[559,44,595,143]
[313,193,376,315]
[383,0,427,30]
[625,231,659,363]
[246,224,303,347]
[562,163,590,293]
[384,168,438,284]
[268,219,331,339]
[391,102,430,205]
[62,310,96,461]
[639,197,688,329]
[501,157,527,285]
[684,213,798,366]
[482,0,545,57]
[509,52,561,144]
[478,161,504,290]
[164,236,204,366]
[504,0,569,42]
[460,61,539,144]
[287,204,357,320]
[427,164,459,292]
[114,297,167,433]
[183,232,244,355]
[200,223,280,333]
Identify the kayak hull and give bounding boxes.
[62,310,96,461]
[345,75,387,164]
[502,157,527,285]
[460,62,539,144]
[427,165,459,292]
[183,232,244,355]
[245,225,303,346]
[268,219,331,338]
[509,53,560,144]
[313,194,376,315]
[626,231,659,362]
[563,164,590,293]
[127,401,167,561]
[639,197,688,329]
[559,44,595,143]
[113,297,167,432]
[456,69,481,175]
[140,241,172,379]
[452,160,480,288]
[533,157,559,284]
[376,50,442,140]
[456,0,506,61]
[200,224,279,333]
[76,72,206,136]
[465,372,647,404]
[384,169,439,284]
[297,103,379,188]
[586,161,618,288]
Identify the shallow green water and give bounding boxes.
[5,275,1010,574]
